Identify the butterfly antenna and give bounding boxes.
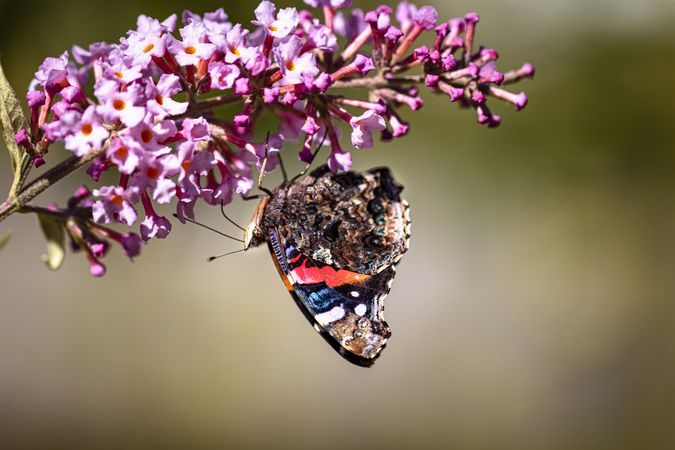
[290,128,329,183]
[220,200,246,231]
[173,214,244,243]
[207,248,247,262]
[257,131,274,196]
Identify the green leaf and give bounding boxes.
[37,213,66,271]
[0,58,31,195]
[0,232,10,251]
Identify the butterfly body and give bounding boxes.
[246,165,411,366]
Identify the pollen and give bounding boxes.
[181,160,191,171]
[146,166,159,179]
[268,25,278,32]
[184,45,197,55]
[143,43,154,53]
[285,60,295,71]
[155,94,164,105]
[80,123,93,136]
[114,72,124,79]
[111,194,124,206]
[112,99,126,111]
[229,46,240,56]
[140,129,153,143]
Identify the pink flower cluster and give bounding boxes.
[15,0,533,275]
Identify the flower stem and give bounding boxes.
[0,145,108,223]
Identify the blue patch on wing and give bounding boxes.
[301,284,343,313]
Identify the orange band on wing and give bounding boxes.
[292,260,368,287]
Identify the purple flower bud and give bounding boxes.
[281,91,299,106]
[384,26,403,42]
[33,155,46,168]
[263,87,280,104]
[353,54,375,75]
[389,114,409,137]
[121,233,142,258]
[520,62,535,78]
[89,260,107,277]
[313,73,333,92]
[90,241,110,258]
[464,12,480,24]
[414,46,430,62]
[489,71,505,85]
[442,55,457,72]
[429,50,441,64]
[489,86,529,110]
[425,74,440,87]
[472,90,486,104]
[364,10,379,23]
[448,18,466,33]
[435,22,449,38]
[414,6,438,30]
[26,90,46,108]
[87,158,109,182]
[480,48,499,61]
[467,63,479,77]
[514,92,528,110]
[376,5,392,15]
[476,105,490,124]
[302,116,321,135]
[14,129,30,148]
[234,78,253,95]
[74,186,90,200]
[234,114,250,127]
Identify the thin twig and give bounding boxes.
[0,146,107,223]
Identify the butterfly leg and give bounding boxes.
[257,132,274,196]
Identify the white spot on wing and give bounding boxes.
[315,306,345,325]
[355,304,367,316]
[350,291,360,298]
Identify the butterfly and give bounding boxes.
[243,165,411,367]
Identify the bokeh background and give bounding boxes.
[1,0,674,449]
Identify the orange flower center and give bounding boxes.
[184,46,197,55]
[80,123,93,136]
[285,60,295,71]
[140,129,153,144]
[111,194,124,206]
[114,146,128,159]
[113,99,126,111]
[268,25,278,32]
[143,43,155,53]
[114,71,124,79]
[229,46,241,56]
[146,166,159,179]
[181,160,191,171]
[155,94,164,105]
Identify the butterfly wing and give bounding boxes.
[267,228,396,367]
[261,166,411,366]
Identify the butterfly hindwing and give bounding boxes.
[267,228,395,366]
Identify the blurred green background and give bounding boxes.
[1,0,674,449]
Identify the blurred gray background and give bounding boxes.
[1,0,674,449]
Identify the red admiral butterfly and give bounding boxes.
[244,165,411,367]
